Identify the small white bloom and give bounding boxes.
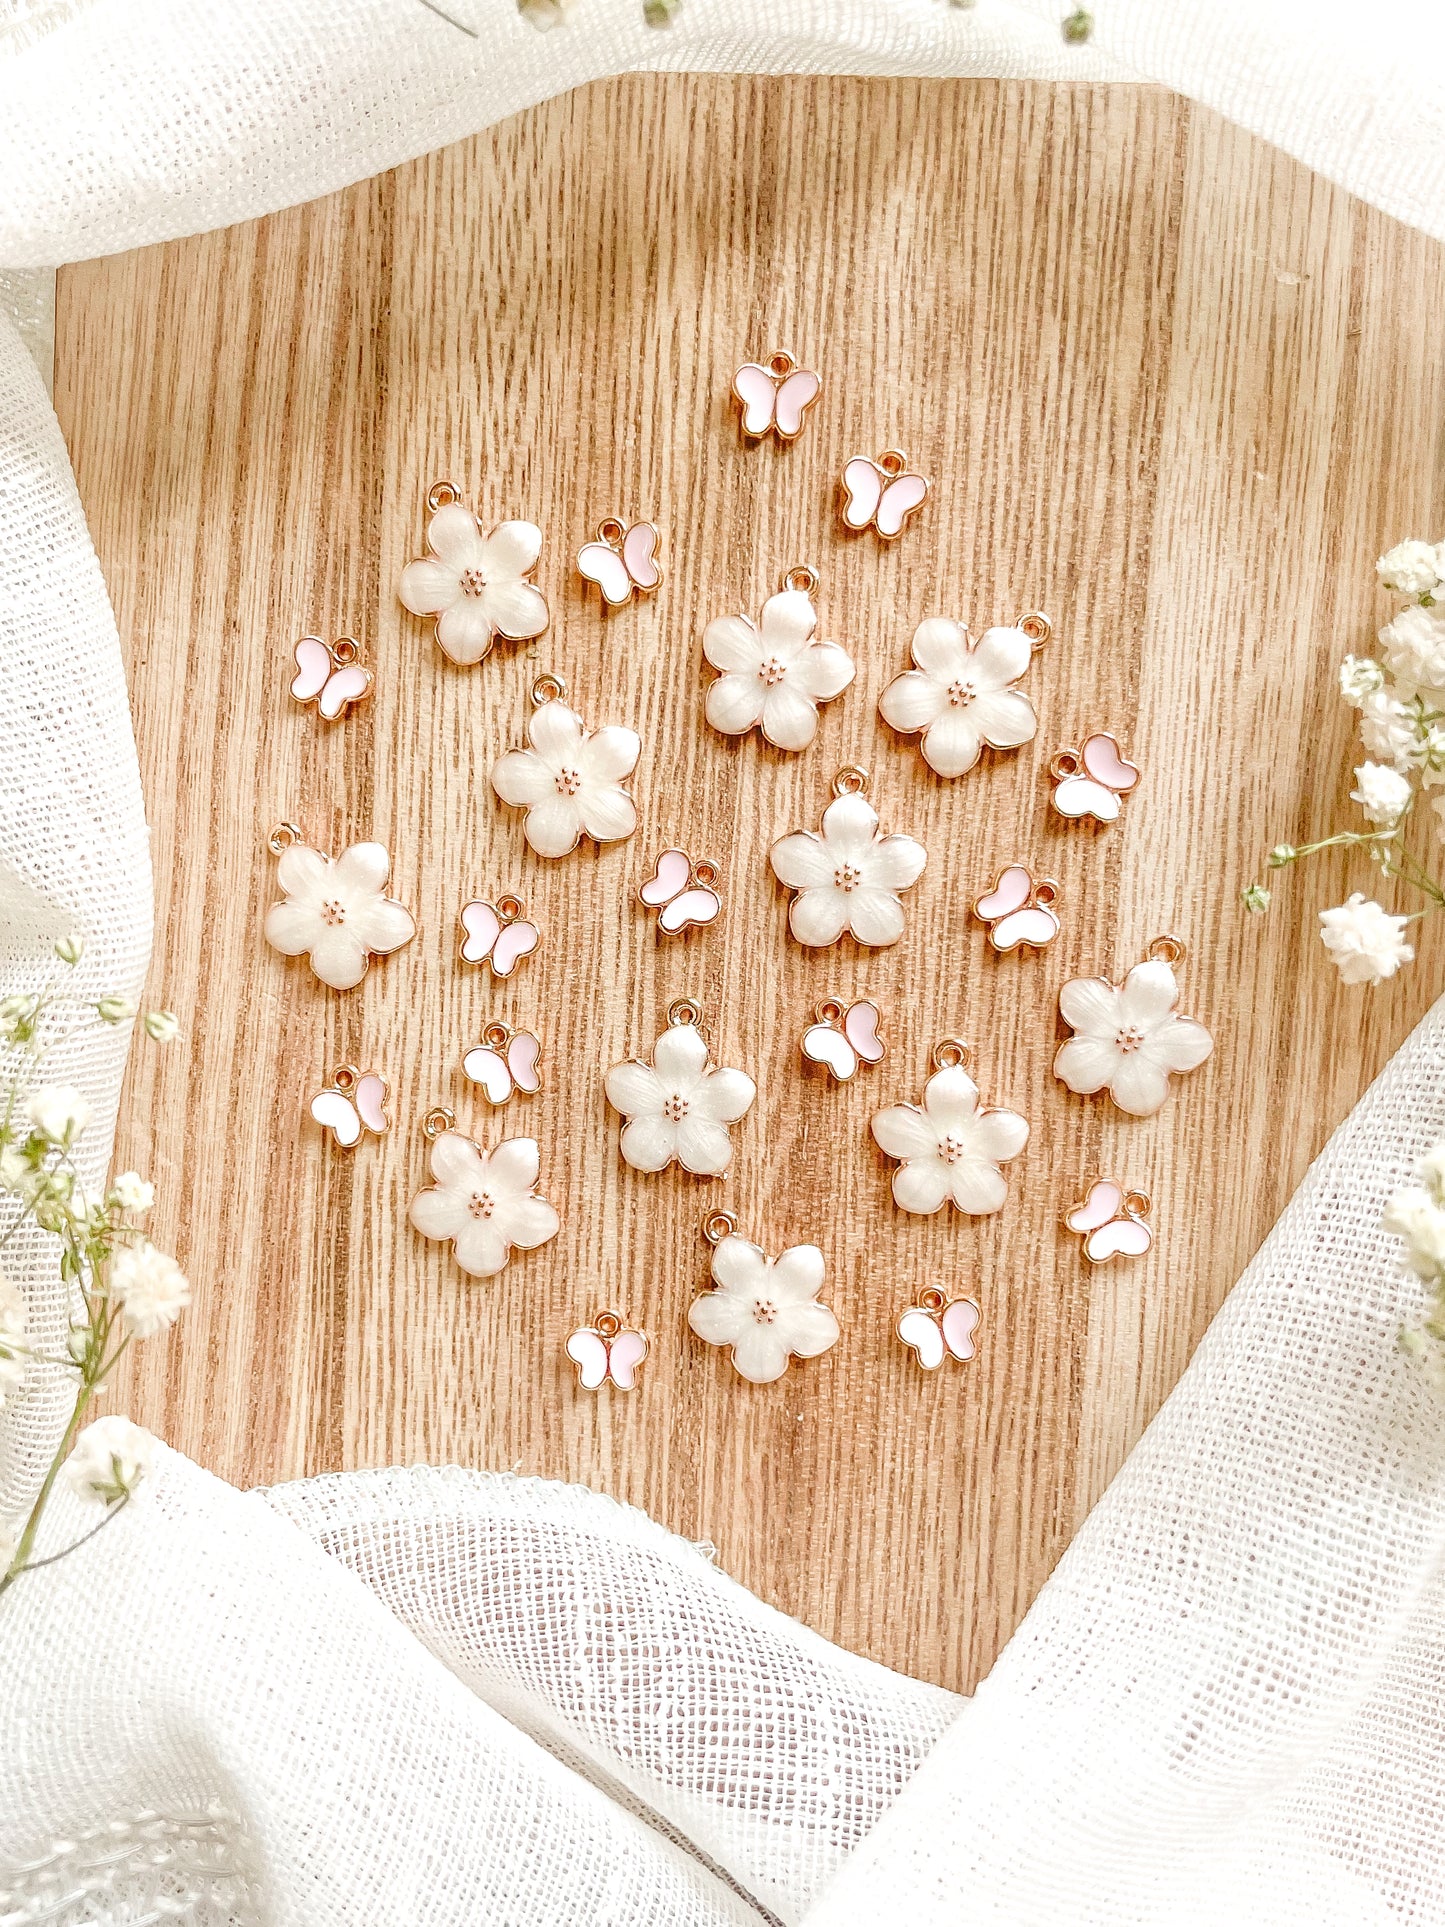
[64,1415,155,1506]
[606,1020,756,1176]
[1053,960,1214,1117]
[769,790,927,948]
[871,1066,1030,1214]
[1351,760,1413,827]
[264,840,417,991]
[110,1241,190,1338]
[1383,1184,1445,1277]
[518,0,575,24]
[0,1148,29,1193]
[110,1171,154,1214]
[408,1133,560,1279]
[96,994,134,1025]
[143,1010,179,1044]
[25,1085,91,1145]
[399,502,549,665]
[1416,1145,1445,1203]
[1377,539,1441,598]
[52,934,84,965]
[1318,893,1414,985]
[877,618,1039,777]
[1378,603,1445,690]
[688,1237,839,1383]
[490,699,640,859]
[0,1271,27,1410]
[703,588,855,752]
[1338,655,1384,706]
[1358,687,1424,771]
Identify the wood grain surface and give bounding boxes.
[52,77,1445,1695]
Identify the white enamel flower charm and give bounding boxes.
[870,1042,1029,1216]
[769,767,926,948]
[490,674,641,859]
[1054,937,1214,1117]
[605,999,756,1177]
[688,1212,840,1384]
[408,1110,560,1279]
[878,614,1048,777]
[263,824,417,991]
[398,481,549,665]
[703,567,855,752]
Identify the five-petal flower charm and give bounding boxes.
[703,576,855,752]
[399,486,549,666]
[769,773,927,948]
[1054,946,1213,1117]
[688,1232,840,1383]
[263,832,417,991]
[877,615,1047,778]
[491,684,641,859]
[408,1127,560,1279]
[871,1056,1029,1215]
[605,1003,756,1176]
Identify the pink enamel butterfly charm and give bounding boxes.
[732,350,822,442]
[1049,733,1140,823]
[1065,1180,1154,1264]
[972,865,1061,953]
[462,1023,542,1106]
[800,997,885,1082]
[896,1288,981,1371]
[576,518,662,608]
[459,895,540,978]
[638,849,722,935]
[310,1065,389,1148]
[290,636,373,721]
[566,1311,650,1392]
[839,448,929,540]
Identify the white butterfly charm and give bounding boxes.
[576,518,662,608]
[310,1065,389,1148]
[731,350,821,441]
[458,895,540,977]
[839,449,929,540]
[462,1023,542,1106]
[1065,1180,1154,1264]
[637,849,722,935]
[290,635,373,721]
[800,998,885,1081]
[972,865,1060,953]
[1049,733,1140,823]
[566,1312,650,1392]
[896,1289,982,1371]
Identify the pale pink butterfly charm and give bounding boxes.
[1065,1181,1154,1264]
[896,1288,981,1371]
[972,865,1060,953]
[458,894,540,977]
[309,1065,389,1148]
[462,1022,542,1106]
[566,1311,650,1392]
[731,349,821,441]
[800,997,885,1082]
[290,635,373,721]
[839,448,929,540]
[637,849,722,935]
[1049,733,1140,823]
[576,517,662,608]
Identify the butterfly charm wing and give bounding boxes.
[566,1327,611,1390]
[1086,1217,1154,1262]
[842,999,885,1065]
[604,1328,649,1390]
[639,849,693,907]
[505,1030,542,1095]
[801,1021,858,1081]
[840,457,885,532]
[1066,1179,1125,1234]
[621,521,661,591]
[352,1073,389,1135]
[939,1298,981,1361]
[974,865,1033,922]
[1082,733,1140,794]
[291,637,334,703]
[874,472,929,538]
[316,661,373,720]
[310,1087,363,1148]
[896,1306,947,1370]
[577,541,635,607]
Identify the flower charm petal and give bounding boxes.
[606,1006,756,1176]
[263,833,416,991]
[689,1234,840,1383]
[408,1127,560,1279]
[1054,949,1214,1117]
[878,615,1046,778]
[703,578,855,752]
[491,687,641,859]
[399,488,549,666]
[769,776,926,949]
[871,1060,1029,1217]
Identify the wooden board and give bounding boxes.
[53,77,1445,1695]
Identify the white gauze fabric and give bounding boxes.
[1,2,1443,1923]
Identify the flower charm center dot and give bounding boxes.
[947,679,977,707]
[460,567,488,597]
[940,1132,969,1165]
[320,900,346,926]
[752,1298,777,1325]
[468,1191,495,1220]
[554,766,583,796]
[1115,1025,1146,1054]
[833,862,863,892]
[662,1093,690,1123]
[759,655,789,687]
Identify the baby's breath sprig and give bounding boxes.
[0,938,182,1599]
[1384,1146,1445,1399]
